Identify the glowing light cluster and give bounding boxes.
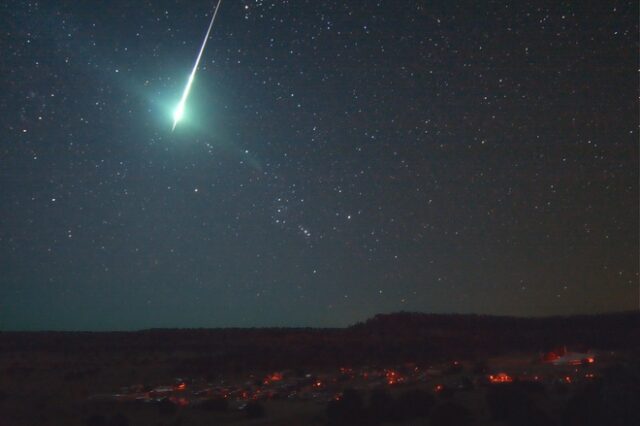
[488,372,513,383]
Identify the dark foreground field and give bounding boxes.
[0,312,638,425]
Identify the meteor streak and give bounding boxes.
[172,0,223,131]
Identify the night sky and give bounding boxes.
[1,1,637,330]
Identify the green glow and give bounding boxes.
[173,102,184,125]
[171,0,223,131]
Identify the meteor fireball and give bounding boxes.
[172,0,223,131]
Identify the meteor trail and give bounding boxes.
[172,0,223,131]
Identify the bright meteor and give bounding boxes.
[172,0,223,131]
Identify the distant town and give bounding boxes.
[1,312,638,425]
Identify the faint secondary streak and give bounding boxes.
[172,0,223,131]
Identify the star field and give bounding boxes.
[0,1,637,330]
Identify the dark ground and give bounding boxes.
[0,312,638,425]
